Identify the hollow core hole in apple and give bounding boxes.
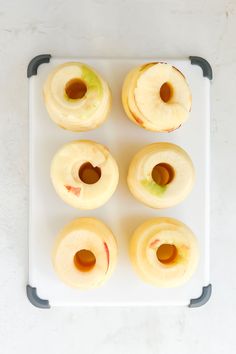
[160,82,173,102]
[74,249,96,272]
[156,244,178,264]
[79,162,101,184]
[65,78,87,99]
[151,163,174,186]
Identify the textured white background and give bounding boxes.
[0,0,235,353]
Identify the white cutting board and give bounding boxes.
[28,57,210,307]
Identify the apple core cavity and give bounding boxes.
[79,162,101,184]
[152,163,174,186]
[156,244,178,264]
[65,78,87,99]
[74,249,96,272]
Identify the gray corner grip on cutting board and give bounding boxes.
[189,56,213,80]
[27,54,51,78]
[189,284,212,308]
[26,285,50,309]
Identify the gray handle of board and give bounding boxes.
[27,54,213,81]
[25,283,212,308]
[26,285,50,309]
[27,55,52,308]
[189,56,213,80]
[27,54,51,78]
[189,284,212,308]
[188,58,212,307]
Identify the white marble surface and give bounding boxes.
[0,0,235,353]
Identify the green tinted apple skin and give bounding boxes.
[81,65,103,97]
[141,179,166,196]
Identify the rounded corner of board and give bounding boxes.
[189,56,213,80]
[26,284,50,309]
[27,54,51,78]
[188,284,212,308]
